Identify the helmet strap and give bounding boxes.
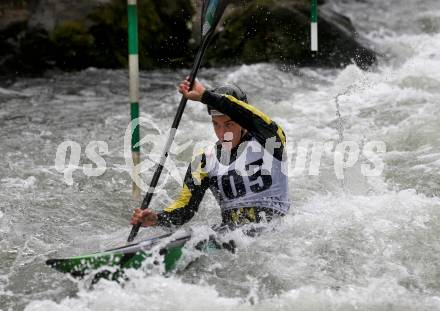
[240,128,247,140]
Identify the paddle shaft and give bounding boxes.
[127,39,210,242]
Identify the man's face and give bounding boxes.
[211,115,243,149]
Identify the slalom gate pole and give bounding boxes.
[127,0,141,201]
[311,0,318,51]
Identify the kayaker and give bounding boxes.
[131,78,290,228]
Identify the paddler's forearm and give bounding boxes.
[155,192,202,227]
[156,211,175,227]
[156,209,195,227]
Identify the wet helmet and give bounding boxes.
[207,84,248,116]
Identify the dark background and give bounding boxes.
[0,0,376,79]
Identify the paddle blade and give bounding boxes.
[201,0,229,39]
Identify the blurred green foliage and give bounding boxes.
[0,0,375,77]
[87,0,195,69]
[206,0,309,66]
[51,21,95,70]
[38,0,195,71]
[206,0,375,69]
[0,22,53,75]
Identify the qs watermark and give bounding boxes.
[54,117,386,190]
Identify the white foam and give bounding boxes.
[24,276,240,311]
[1,176,36,189]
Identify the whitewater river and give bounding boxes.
[1,0,440,310]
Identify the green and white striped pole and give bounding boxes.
[311,0,318,51]
[127,0,141,201]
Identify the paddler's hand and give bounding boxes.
[179,78,205,101]
[130,208,158,227]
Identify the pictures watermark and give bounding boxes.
[54,117,387,190]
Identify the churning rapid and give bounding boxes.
[1,0,440,310]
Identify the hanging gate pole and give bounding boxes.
[127,0,141,201]
[311,0,318,51]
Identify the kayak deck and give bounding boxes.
[46,231,228,282]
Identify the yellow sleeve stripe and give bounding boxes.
[192,169,208,184]
[163,184,192,212]
[192,147,205,159]
[191,149,208,184]
[225,95,272,125]
[277,126,286,146]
